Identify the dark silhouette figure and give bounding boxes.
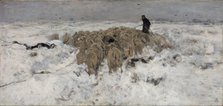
[141,15,151,33]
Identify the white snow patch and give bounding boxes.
[0,21,222,105]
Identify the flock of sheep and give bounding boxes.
[49,27,172,75]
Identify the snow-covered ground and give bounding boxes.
[0,21,223,105]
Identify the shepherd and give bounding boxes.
[141,15,151,33]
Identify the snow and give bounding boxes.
[0,21,223,105]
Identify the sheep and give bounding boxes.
[133,38,145,55]
[107,44,122,73]
[76,49,86,65]
[85,43,104,75]
[85,51,99,75]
